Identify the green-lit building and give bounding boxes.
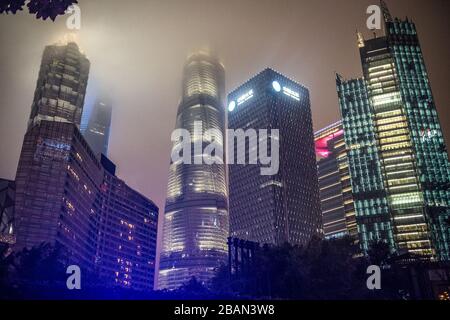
[336,1,450,260]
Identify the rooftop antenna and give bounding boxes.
[380,0,393,23]
[380,0,393,36]
[356,30,365,48]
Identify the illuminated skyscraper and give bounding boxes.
[83,97,112,156]
[28,42,89,129]
[158,52,228,290]
[96,155,159,291]
[227,68,322,246]
[336,1,450,260]
[14,41,159,290]
[15,41,91,253]
[315,121,357,239]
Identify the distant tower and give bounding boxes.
[336,2,450,260]
[158,52,229,290]
[83,97,112,156]
[227,68,322,246]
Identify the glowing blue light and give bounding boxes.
[272,81,281,92]
[228,101,236,112]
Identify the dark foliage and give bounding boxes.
[211,237,416,300]
[0,0,26,14]
[0,0,77,20]
[367,240,391,266]
[0,243,236,300]
[0,239,423,300]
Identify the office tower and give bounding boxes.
[28,42,89,128]
[315,121,357,239]
[0,179,15,247]
[15,121,159,288]
[15,41,92,255]
[95,155,159,290]
[15,120,94,268]
[83,98,112,156]
[14,42,159,290]
[336,1,450,260]
[227,68,321,246]
[159,52,229,290]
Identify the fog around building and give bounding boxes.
[0,0,449,285]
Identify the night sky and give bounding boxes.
[0,0,449,281]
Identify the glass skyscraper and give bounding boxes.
[315,121,357,239]
[158,52,229,290]
[14,41,159,290]
[15,41,91,253]
[227,68,322,246]
[28,42,90,129]
[82,97,112,156]
[96,155,159,290]
[336,2,450,260]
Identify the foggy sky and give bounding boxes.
[0,0,449,284]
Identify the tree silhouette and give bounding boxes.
[0,242,69,298]
[367,240,391,266]
[180,276,208,294]
[211,236,416,300]
[0,244,15,290]
[0,0,77,21]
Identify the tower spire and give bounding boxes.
[356,29,365,48]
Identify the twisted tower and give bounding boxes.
[158,52,228,289]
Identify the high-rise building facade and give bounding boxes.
[336,2,450,260]
[314,121,357,239]
[83,98,112,156]
[28,42,89,129]
[14,42,159,290]
[15,121,159,289]
[96,155,159,291]
[228,68,322,246]
[158,52,229,290]
[0,178,15,247]
[15,41,92,256]
[15,121,98,267]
